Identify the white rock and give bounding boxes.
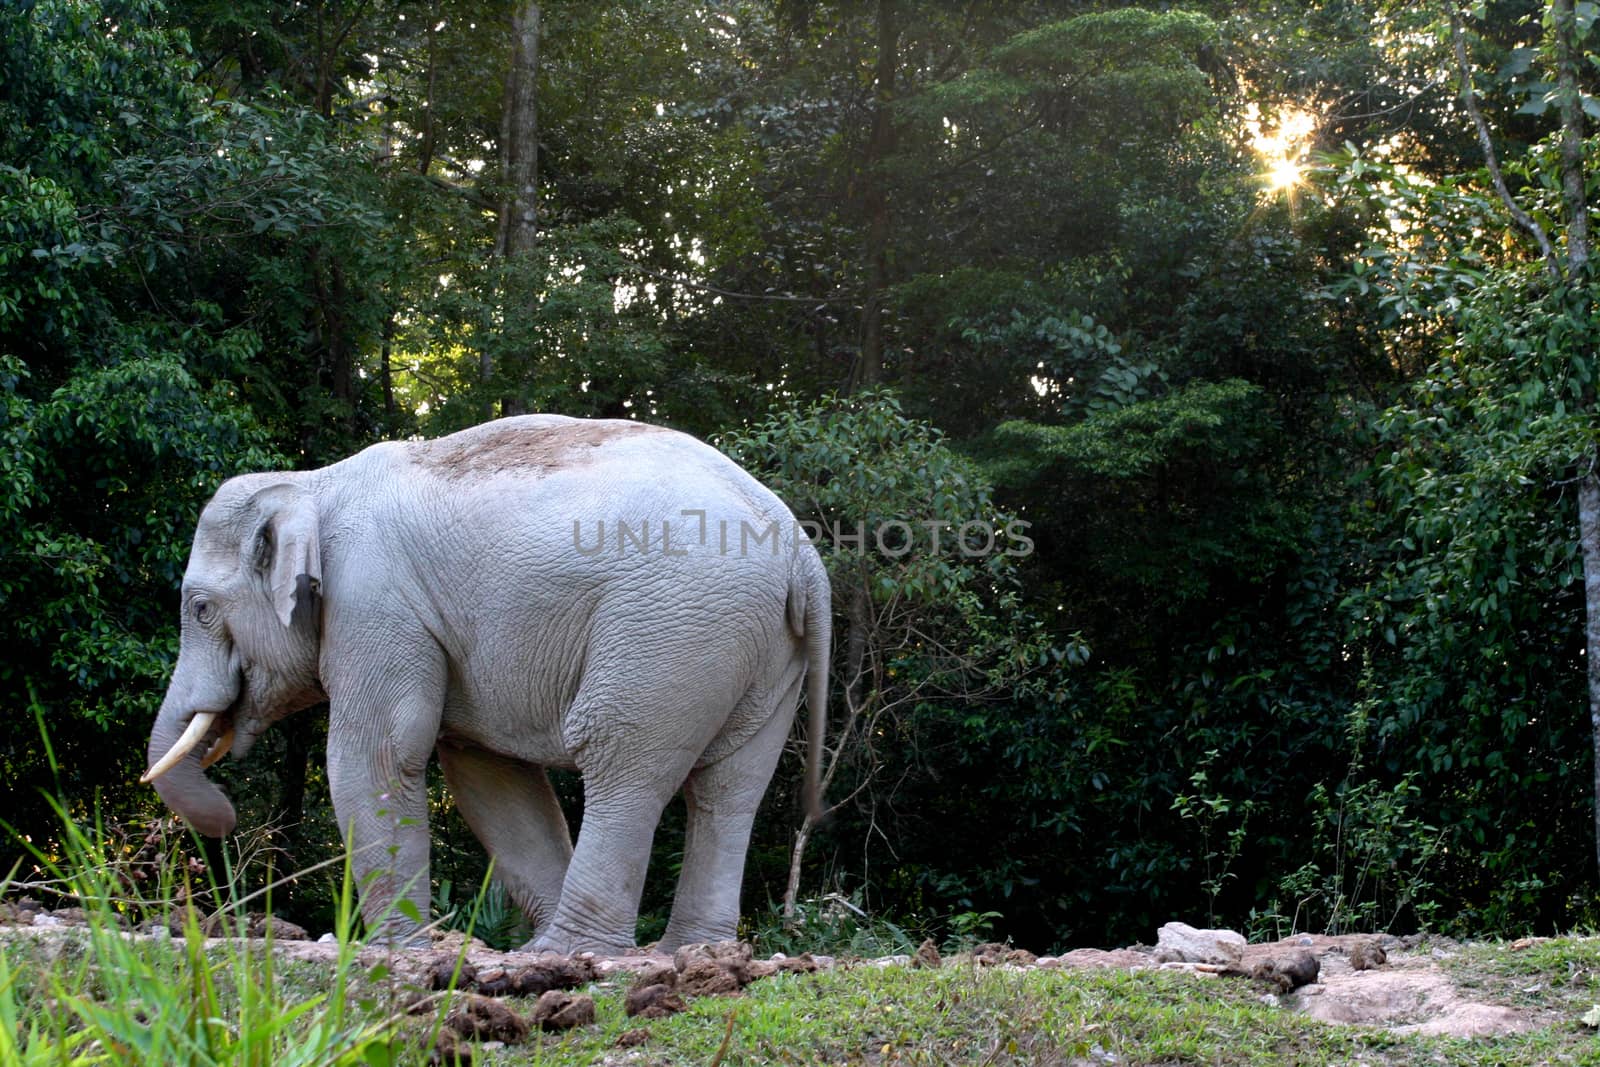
[317,932,336,943]
[31,914,63,928]
[1154,921,1246,966]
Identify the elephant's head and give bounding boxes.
[144,474,327,836]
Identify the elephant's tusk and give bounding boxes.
[141,712,218,784]
[200,727,234,770]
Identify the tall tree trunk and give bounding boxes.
[380,313,396,431]
[495,0,540,259]
[1553,0,1600,875]
[416,3,440,176]
[786,3,900,918]
[852,0,897,391]
[487,0,540,418]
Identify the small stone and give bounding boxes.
[318,932,336,943]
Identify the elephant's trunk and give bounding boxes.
[146,663,238,837]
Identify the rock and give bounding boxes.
[1154,922,1246,966]
[49,907,89,926]
[318,932,336,943]
[625,983,687,1019]
[615,1028,651,1048]
[31,913,63,928]
[912,938,943,969]
[446,994,529,1043]
[1349,941,1387,971]
[529,990,595,1031]
[1052,948,1152,970]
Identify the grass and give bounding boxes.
[13,908,1600,1066]
[8,804,1600,1064]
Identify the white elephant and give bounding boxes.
[142,415,830,954]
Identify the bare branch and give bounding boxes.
[1448,7,1562,280]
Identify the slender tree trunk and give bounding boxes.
[1553,0,1600,875]
[785,0,900,919]
[487,0,540,418]
[417,4,440,176]
[852,0,897,391]
[496,1,540,258]
[380,313,396,431]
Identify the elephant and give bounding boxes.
[142,414,830,955]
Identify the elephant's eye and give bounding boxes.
[194,600,212,624]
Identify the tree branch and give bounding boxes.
[1449,8,1561,280]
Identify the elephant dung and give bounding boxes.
[672,940,754,995]
[445,994,529,1043]
[625,983,687,1019]
[429,1027,474,1066]
[473,966,513,997]
[425,956,478,992]
[510,955,596,996]
[773,952,821,974]
[1350,941,1388,971]
[970,943,1038,967]
[200,911,310,940]
[1251,949,1321,994]
[913,938,943,969]
[1154,922,1247,966]
[615,1027,651,1048]
[530,990,595,1031]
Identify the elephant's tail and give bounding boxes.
[788,545,831,823]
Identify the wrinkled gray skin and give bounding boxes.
[146,415,830,955]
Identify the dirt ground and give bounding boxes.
[279,928,1534,1038]
[0,908,1539,1039]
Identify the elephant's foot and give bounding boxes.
[524,923,636,958]
[657,922,740,955]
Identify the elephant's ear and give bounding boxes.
[249,485,323,628]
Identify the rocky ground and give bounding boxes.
[0,899,1545,1043]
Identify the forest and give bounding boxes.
[4,0,1600,954]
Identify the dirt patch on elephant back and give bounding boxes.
[409,418,665,481]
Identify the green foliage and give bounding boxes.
[1,798,419,1065]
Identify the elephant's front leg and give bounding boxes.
[326,652,444,944]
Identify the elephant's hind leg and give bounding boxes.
[436,743,573,935]
[659,670,804,952]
